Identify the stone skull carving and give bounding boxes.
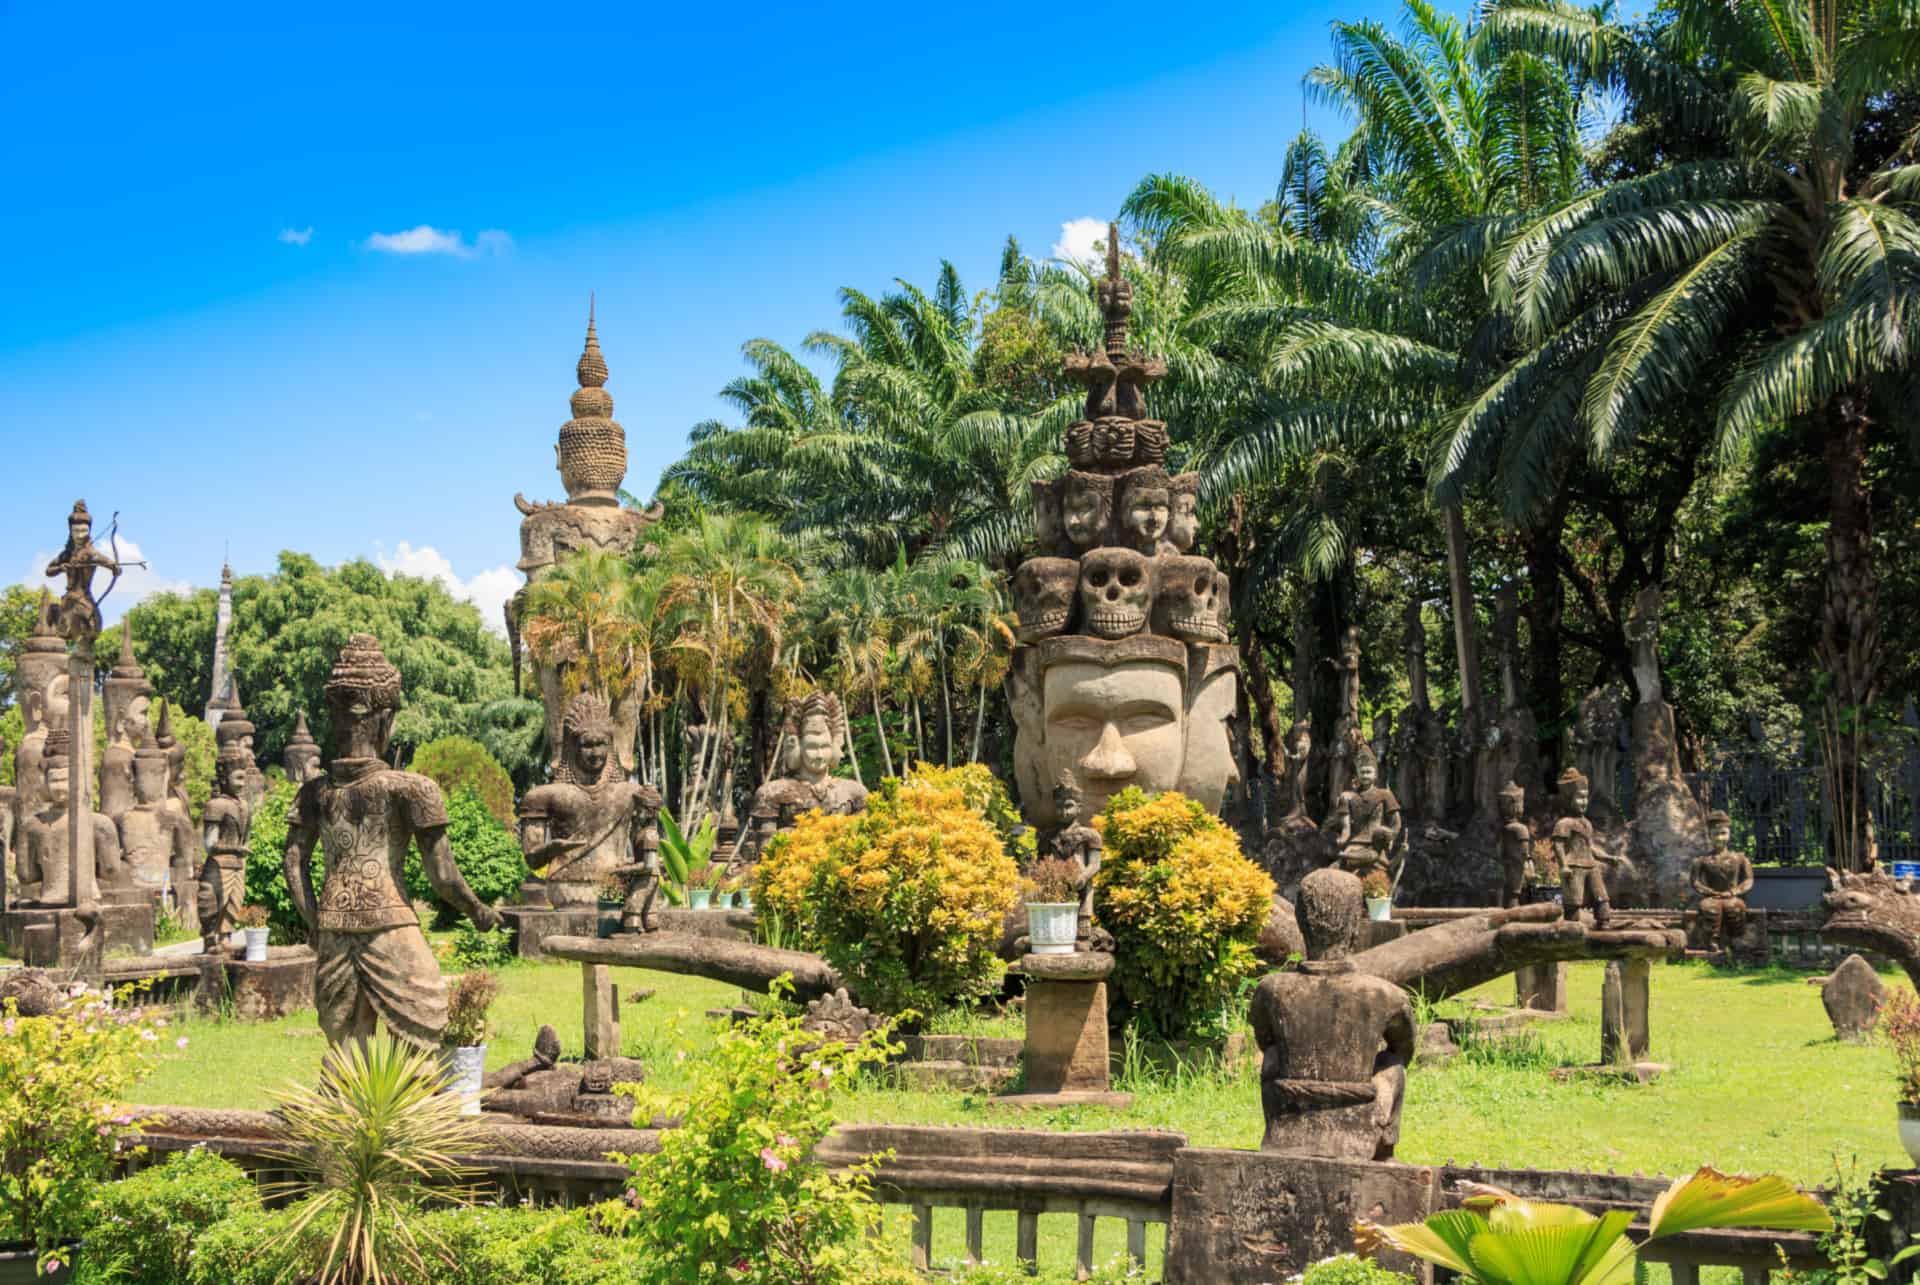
[1078,548,1151,639]
[1155,555,1227,643]
[1013,557,1078,644]
[1212,569,1232,635]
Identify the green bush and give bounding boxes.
[408,735,516,829]
[451,920,518,970]
[79,1150,259,1285]
[244,779,321,935]
[1297,1253,1416,1285]
[403,786,530,925]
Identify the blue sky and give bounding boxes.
[0,1,1390,630]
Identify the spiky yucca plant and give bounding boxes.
[264,1037,487,1285]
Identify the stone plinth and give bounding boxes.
[997,952,1130,1109]
[584,964,620,1059]
[227,947,316,1020]
[1163,1148,1438,1284]
[0,902,153,969]
[501,905,615,960]
[654,907,756,942]
[1553,955,1664,1082]
[1515,960,1569,1012]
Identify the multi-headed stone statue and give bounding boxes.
[1498,780,1531,907]
[518,692,664,929]
[284,634,500,1048]
[1008,226,1239,829]
[1250,868,1414,1159]
[212,691,265,811]
[18,731,125,907]
[1689,809,1755,952]
[198,746,254,953]
[734,692,868,866]
[1553,766,1628,928]
[1323,744,1401,880]
[118,743,200,897]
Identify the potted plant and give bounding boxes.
[1025,857,1082,955]
[235,905,271,962]
[686,864,716,910]
[1361,871,1392,921]
[442,969,499,1117]
[656,806,717,907]
[736,880,754,913]
[1882,989,1920,1162]
[715,876,738,911]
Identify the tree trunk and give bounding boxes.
[970,672,990,764]
[1817,394,1879,871]
[869,673,894,779]
[1443,504,1486,815]
[1306,571,1351,820]
[1241,624,1287,808]
[1524,496,1569,793]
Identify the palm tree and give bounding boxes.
[1472,0,1920,865]
[520,548,641,711]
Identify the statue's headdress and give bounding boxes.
[1556,766,1589,791]
[44,728,71,763]
[1353,742,1379,769]
[784,691,846,742]
[1499,780,1526,808]
[323,634,403,710]
[1705,808,1731,826]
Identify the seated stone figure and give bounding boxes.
[732,693,868,867]
[1323,745,1401,880]
[518,692,663,930]
[1249,868,1415,1160]
[118,743,201,896]
[1689,809,1755,952]
[18,730,125,907]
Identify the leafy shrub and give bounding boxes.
[603,989,914,1284]
[0,988,171,1272]
[408,735,516,829]
[1884,987,1920,1102]
[1295,1253,1415,1285]
[81,1149,259,1285]
[1025,857,1083,903]
[1095,788,1276,1040]
[753,766,1021,1015]
[243,778,322,936]
[903,761,1035,859]
[403,786,531,925]
[450,920,517,970]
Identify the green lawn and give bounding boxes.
[122,954,1903,1279]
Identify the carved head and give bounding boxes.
[1296,867,1365,961]
[1060,473,1113,549]
[1013,558,1077,644]
[1352,744,1378,792]
[1167,474,1200,552]
[322,633,403,761]
[1706,808,1731,852]
[65,499,91,545]
[26,672,71,739]
[117,693,151,746]
[1153,555,1224,644]
[1027,638,1185,823]
[560,691,617,786]
[1287,720,1311,757]
[1031,479,1064,551]
[784,692,846,784]
[1499,780,1525,821]
[1078,549,1151,640]
[1052,778,1081,825]
[1117,468,1171,553]
[215,746,251,800]
[133,745,169,805]
[1556,766,1590,817]
[42,730,70,808]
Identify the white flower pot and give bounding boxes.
[689,888,712,910]
[1027,902,1079,955]
[448,1044,486,1116]
[230,929,247,952]
[1900,1103,1920,1166]
[243,928,270,962]
[1367,897,1392,922]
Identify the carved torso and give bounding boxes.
[520,779,658,893]
[202,794,253,860]
[296,763,447,934]
[1692,849,1754,899]
[1500,820,1531,869]
[99,741,136,819]
[1554,815,1596,868]
[1250,966,1414,1160]
[1333,787,1400,859]
[119,805,195,889]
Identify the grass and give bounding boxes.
[119,953,1906,1277]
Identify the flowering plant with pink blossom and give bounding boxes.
[0,985,171,1271]
[601,978,913,1282]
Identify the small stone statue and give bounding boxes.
[99,629,152,823]
[1117,467,1172,554]
[1325,627,1364,803]
[733,693,868,866]
[1050,781,1104,948]
[283,710,323,784]
[153,699,193,825]
[18,731,124,907]
[1497,781,1530,908]
[283,634,501,1049]
[117,743,200,895]
[1250,868,1415,1160]
[213,693,265,812]
[44,501,120,643]
[1323,745,1401,880]
[1553,767,1628,928]
[518,692,663,929]
[1280,720,1313,823]
[198,747,254,953]
[1689,809,1754,951]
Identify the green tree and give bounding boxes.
[0,585,49,711]
[407,736,515,829]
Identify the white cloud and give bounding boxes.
[277,226,313,246]
[363,225,512,258]
[1052,217,1109,266]
[19,536,193,628]
[373,542,518,635]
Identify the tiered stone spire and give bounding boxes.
[205,561,234,726]
[557,299,627,506]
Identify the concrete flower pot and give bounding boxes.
[1366,897,1392,922]
[1899,1102,1920,1166]
[688,889,712,910]
[242,928,270,962]
[1027,903,1079,955]
[447,1044,487,1116]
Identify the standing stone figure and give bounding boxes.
[1279,721,1313,823]
[517,692,663,928]
[1325,627,1364,805]
[44,501,120,644]
[1554,767,1628,928]
[283,710,323,785]
[198,747,254,953]
[1689,809,1755,951]
[1498,781,1531,907]
[118,744,200,896]
[1250,868,1415,1160]
[12,670,69,866]
[733,693,868,866]
[283,635,500,1049]
[212,693,265,811]
[1573,686,1625,815]
[19,732,124,906]
[154,699,193,824]
[1050,780,1103,948]
[1323,745,1401,879]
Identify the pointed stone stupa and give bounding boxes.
[205,562,234,727]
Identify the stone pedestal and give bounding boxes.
[1515,961,1568,1012]
[1554,955,1663,1082]
[0,902,153,968]
[583,964,620,1059]
[501,905,614,960]
[224,947,317,1020]
[996,952,1130,1109]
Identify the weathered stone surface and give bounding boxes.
[196,746,252,953]
[1415,1022,1459,1062]
[1625,589,1708,904]
[1163,1148,1438,1285]
[583,964,620,1060]
[483,1024,648,1126]
[1821,869,1920,992]
[282,710,322,784]
[1324,746,1401,880]
[1689,810,1756,952]
[500,906,612,960]
[1258,893,1306,964]
[1347,901,1680,1001]
[1515,960,1569,1012]
[225,947,316,1021]
[1016,950,1114,982]
[1600,957,1651,1066]
[0,968,66,1015]
[733,692,867,868]
[546,933,841,1002]
[0,902,150,969]
[1022,977,1111,1095]
[1824,953,1886,1041]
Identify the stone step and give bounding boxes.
[898,1034,1023,1068]
[892,1060,1018,1093]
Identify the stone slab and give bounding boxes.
[1824,953,1886,1042]
[1514,960,1569,1012]
[225,947,316,1021]
[1015,950,1114,982]
[0,903,153,969]
[986,1090,1133,1110]
[500,906,613,960]
[1163,1148,1438,1285]
[1552,1061,1667,1085]
[654,907,756,942]
[583,964,620,1059]
[1022,977,1111,1095]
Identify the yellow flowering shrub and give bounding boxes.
[1095,787,1276,1039]
[752,764,1020,1016]
[896,761,1035,860]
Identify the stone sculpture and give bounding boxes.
[11,612,69,861]
[1822,869,1920,993]
[483,1023,649,1126]
[1249,868,1414,1160]
[283,634,500,1048]
[1572,685,1625,818]
[1822,953,1885,1041]
[1050,780,1104,948]
[1625,585,1709,903]
[283,710,323,784]
[1485,583,1540,809]
[1497,781,1531,907]
[99,628,152,822]
[517,692,664,930]
[198,747,254,953]
[44,501,120,644]
[204,563,235,724]
[1688,809,1755,952]
[733,692,868,867]
[1326,626,1365,805]
[1553,767,1628,928]
[505,306,663,776]
[212,691,265,811]
[1009,227,1239,828]
[1279,721,1313,823]
[153,699,193,823]
[17,731,125,907]
[117,743,200,897]
[1323,745,1401,880]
